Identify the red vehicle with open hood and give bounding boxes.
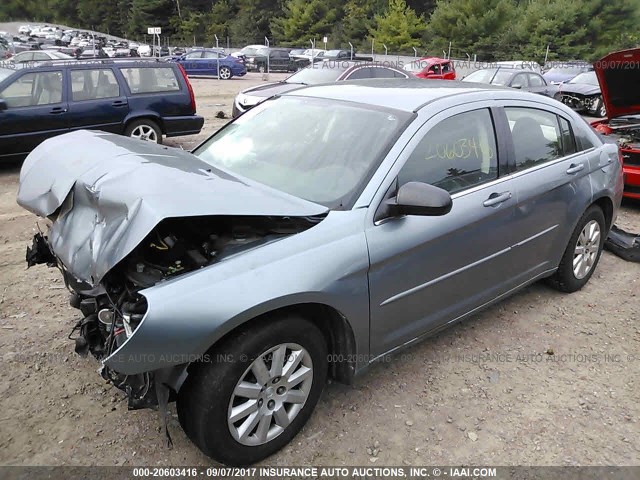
[591,48,640,199]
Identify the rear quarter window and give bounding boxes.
[119,66,180,94]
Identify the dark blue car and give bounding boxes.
[174,49,246,79]
[0,59,204,162]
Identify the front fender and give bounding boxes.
[103,210,370,374]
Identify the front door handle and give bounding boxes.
[49,107,67,114]
[483,191,512,207]
[566,163,585,175]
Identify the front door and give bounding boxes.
[0,69,68,160]
[367,106,520,356]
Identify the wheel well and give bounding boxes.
[125,116,165,134]
[592,196,614,232]
[202,303,358,385]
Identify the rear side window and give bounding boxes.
[71,69,120,101]
[506,108,561,171]
[558,117,577,155]
[1,71,63,107]
[398,108,498,194]
[346,67,374,80]
[119,67,180,94]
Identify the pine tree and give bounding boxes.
[271,0,343,47]
[369,0,424,52]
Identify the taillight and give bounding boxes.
[177,63,196,113]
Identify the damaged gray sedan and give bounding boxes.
[18,80,623,465]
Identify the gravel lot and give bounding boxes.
[0,74,639,467]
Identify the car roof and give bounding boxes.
[283,79,517,112]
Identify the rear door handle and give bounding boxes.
[566,163,585,175]
[49,107,67,114]
[483,191,512,207]
[111,100,128,107]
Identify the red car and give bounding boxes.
[403,57,456,80]
[591,48,640,199]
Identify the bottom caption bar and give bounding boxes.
[1,466,638,480]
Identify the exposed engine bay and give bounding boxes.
[27,215,320,409]
[594,119,640,164]
[558,92,603,116]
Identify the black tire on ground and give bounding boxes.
[177,315,328,466]
[547,205,606,293]
[124,118,162,144]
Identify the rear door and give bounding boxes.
[67,67,128,134]
[0,69,69,160]
[503,104,593,278]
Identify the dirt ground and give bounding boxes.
[1,74,639,468]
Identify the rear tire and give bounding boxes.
[124,119,162,144]
[547,205,605,293]
[219,66,232,80]
[177,315,327,466]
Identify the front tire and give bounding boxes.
[548,205,605,293]
[177,315,327,465]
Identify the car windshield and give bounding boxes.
[403,61,428,72]
[255,47,269,56]
[545,66,588,76]
[241,47,259,56]
[569,71,599,86]
[193,96,410,208]
[49,51,73,59]
[285,65,347,85]
[0,68,12,82]
[463,69,512,85]
[325,50,343,56]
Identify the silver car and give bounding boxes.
[17,79,623,465]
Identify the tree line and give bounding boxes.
[1,0,638,61]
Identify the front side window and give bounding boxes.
[71,69,120,101]
[511,74,528,88]
[0,71,63,107]
[506,107,561,171]
[528,74,545,87]
[398,109,498,194]
[194,96,410,208]
[119,67,180,94]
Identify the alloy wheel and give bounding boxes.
[130,124,157,142]
[227,343,313,446]
[220,67,232,80]
[573,220,601,280]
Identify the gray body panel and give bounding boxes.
[17,81,624,378]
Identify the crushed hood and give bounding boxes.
[559,82,600,96]
[595,48,640,119]
[17,130,328,285]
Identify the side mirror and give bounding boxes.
[0,99,7,111]
[388,182,452,217]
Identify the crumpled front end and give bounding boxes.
[18,130,327,410]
